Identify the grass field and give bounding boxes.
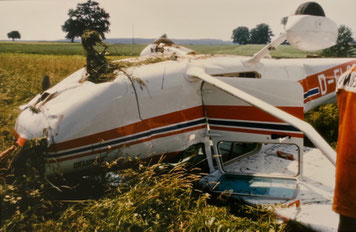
[0,41,146,56]
[0,41,316,58]
[0,53,86,151]
[0,41,341,231]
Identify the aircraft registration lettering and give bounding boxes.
[334,68,342,82]
[73,158,96,169]
[317,74,327,95]
[300,61,356,103]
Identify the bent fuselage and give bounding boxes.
[14,53,355,175]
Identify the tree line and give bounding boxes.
[231,23,354,57]
[231,24,274,45]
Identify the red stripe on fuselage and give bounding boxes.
[204,105,304,121]
[205,105,304,138]
[49,106,205,152]
[46,124,206,163]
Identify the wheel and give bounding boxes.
[294,2,325,16]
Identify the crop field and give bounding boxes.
[0,41,315,57]
[0,53,85,151]
[0,41,146,56]
[0,41,336,231]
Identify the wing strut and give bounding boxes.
[187,66,336,166]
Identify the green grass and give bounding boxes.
[0,161,288,232]
[187,44,312,58]
[0,41,316,58]
[0,53,86,151]
[0,42,146,56]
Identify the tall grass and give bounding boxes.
[0,53,85,150]
[0,42,146,56]
[1,161,286,232]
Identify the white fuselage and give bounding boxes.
[14,53,356,175]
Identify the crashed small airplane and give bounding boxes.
[5,1,356,231]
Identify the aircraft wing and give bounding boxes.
[186,66,336,166]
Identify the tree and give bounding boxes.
[7,31,21,41]
[320,25,355,57]
[62,0,110,42]
[249,23,273,44]
[231,26,249,44]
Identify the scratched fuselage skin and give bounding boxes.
[14,52,356,175]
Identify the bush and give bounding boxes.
[305,103,339,147]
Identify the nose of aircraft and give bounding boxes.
[15,106,51,142]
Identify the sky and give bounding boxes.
[0,0,355,41]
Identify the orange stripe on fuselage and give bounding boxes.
[46,124,206,163]
[204,105,304,121]
[205,105,304,138]
[49,106,205,152]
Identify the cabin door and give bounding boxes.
[201,77,305,201]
